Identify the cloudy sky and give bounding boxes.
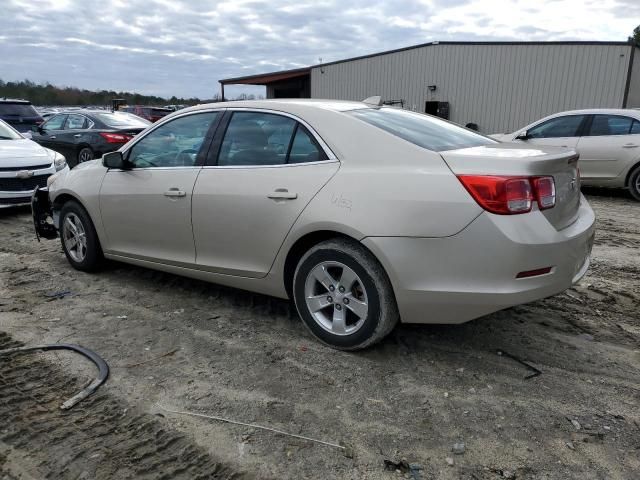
[1,0,638,100]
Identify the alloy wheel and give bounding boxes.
[303,261,369,336]
[62,213,87,263]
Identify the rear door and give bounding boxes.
[522,114,588,150]
[192,109,339,278]
[99,111,221,264]
[576,115,640,180]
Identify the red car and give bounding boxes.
[120,106,172,123]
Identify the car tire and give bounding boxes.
[628,164,640,201]
[293,238,399,350]
[77,147,94,164]
[59,200,103,272]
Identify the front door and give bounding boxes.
[576,114,640,180]
[519,114,588,151]
[33,114,67,152]
[192,110,339,277]
[99,111,221,265]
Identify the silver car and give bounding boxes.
[492,109,640,200]
[33,100,595,350]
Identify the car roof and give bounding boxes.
[180,99,373,115]
[0,98,32,104]
[548,108,640,117]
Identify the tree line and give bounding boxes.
[0,79,262,106]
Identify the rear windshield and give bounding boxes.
[0,103,40,118]
[348,107,496,152]
[0,121,22,140]
[94,112,151,128]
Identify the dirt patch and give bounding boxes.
[0,190,639,479]
[0,332,247,479]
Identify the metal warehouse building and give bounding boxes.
[220,40,640,134]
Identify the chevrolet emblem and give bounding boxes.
[16,170,35,179]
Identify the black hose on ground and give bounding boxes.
[0,343,109,410]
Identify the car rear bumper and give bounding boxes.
[362,195,595,324]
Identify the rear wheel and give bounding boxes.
[629,165,640,201]
[60,201,103,271]
[77,147,94,164]
[293,238,399,350]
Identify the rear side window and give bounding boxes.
[0,103,39,117]
[217,112,329,166]
[348,107,496,152]
[65,114,87,130]
[632,120,640,134]
[288,126,326,163]
[527,115,586,138]
[586,115,635,136]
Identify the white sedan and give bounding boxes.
[33,99,595,350]
[0,119,68,208]
[492,109,640,200]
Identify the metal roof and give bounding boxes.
[219,40,635,85]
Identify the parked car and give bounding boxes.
[120,106,172,123]
[492,109,640,200]
[30,110,151,167]
[32,100,595,350]
[0,119,67,208]
[0,98,44,135]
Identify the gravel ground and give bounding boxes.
[0,190,638,480]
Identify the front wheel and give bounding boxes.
[60,201,103,271]
[629,164,640,201]
[293,238,399,350]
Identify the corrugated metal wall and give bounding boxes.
[311,43,632,133]
[626,46,640,108]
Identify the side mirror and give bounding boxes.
[31,125,41,133]
[515,130,529,141]
[102,151,128,169]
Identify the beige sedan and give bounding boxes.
[33,100,595,349]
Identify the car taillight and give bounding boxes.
[99,132,132,143]
[457,175,555,215]
[532,176,556,210]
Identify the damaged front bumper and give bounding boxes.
[31,187,58,241]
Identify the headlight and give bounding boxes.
[54,153,67,171]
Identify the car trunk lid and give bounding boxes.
[440,143,581,230]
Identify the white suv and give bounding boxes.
[0,119,68,208]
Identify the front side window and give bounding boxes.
[65,114,87,130]
[586,115,635,136]
[348,107,496,152]
[127,112,219,168]
[527,115,586,139]
[43,114,67,130]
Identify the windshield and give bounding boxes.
[94,112,151,128]
[348,107,497,152]
[0,120,22,140]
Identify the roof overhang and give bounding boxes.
[220,67,310,86]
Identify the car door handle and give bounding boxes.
[622,143,638,148]
[267,189,297,200]
[49,135,56,139]
[73,134,82,138]
[164,189,186,198]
